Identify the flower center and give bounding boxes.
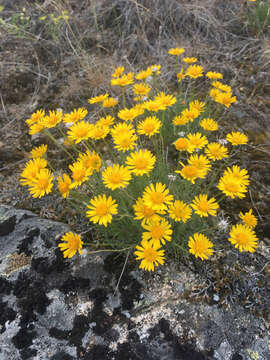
[96,203,109,216]
[75,127,88,138]
[110,172,122,184]
[151,224,164,239]
[198,200,210,212]
[144,248,157,262]
[236,232,248,245]
[134,158,148,170]
[143,206,155,217]
[184,166,198,178]
[145,123,155,133]
[37,178,49,190]
[151,192,164,205]
[73,169,85,182]
[225,181,239,193]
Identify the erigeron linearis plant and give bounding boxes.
[20,48,259,271]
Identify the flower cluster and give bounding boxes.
[20,48,259,271]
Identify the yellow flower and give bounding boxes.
[111,122,135,137]
[209,88,222,100]
[191,194,219,217]
[63,108,88,123]
[28,121,45,135]
[112,130,138,152]
[185,65,204,78]
[112,66,125,78]
[135,67,153,81]
[102,97,119,108]
[28,168,54,198]
[30,144,47,159]
[111,72,134,86]
[200,118,218,131]
[133,83,151,96]
[217,166,249,199]
[183,57,197,63]
[150,64,162,74]
[133,197,162,225]
[226,131,248,145]
[143,99,163,112]
[96,115,114,128]
[20,158,48,186]
[239,209,257,228]
[88,93,109,104]
[118,107,139,122]
[214,91,236,108]
[69,161,93,188]
[142,183,173,212]
[189,100,206,113]
[212,81,232,93]
[58,232,84,258]
[43,110,63,129]
[89,124,110,140]
[102,164,132,190]
[168,200,192,223]
[57,173,72,198]
[154,92,177,109]
[174,138,190,152]
[67,121,93,143]
[168,47,185,56]
[187,132,208,151]
[181,108,200,123]
[188,233,214,260]
[172,115,189,126]
[137,116,162,137]
[228,224,258,252]
[205,142,229,161]
[86,194,118,227]
[206,71,223,80]
[177,68,185,82]
[142,218,172,246]
[134,239,165,272]
[126,149,156,176]
[78,150,102,172]
[175,163,200,184]
[26,109,45,127]
[187,154,211,178]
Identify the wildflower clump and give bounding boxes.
[20,49,259,271]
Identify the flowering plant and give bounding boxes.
[20,48,259,271]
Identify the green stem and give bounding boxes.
[44,129,75,161]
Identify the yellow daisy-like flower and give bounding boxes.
[134,239,165,272]
[112,131,138,152]
[102,97,119,108]
[150,64,162,74]
[42,110,63,128]
[214,91,236,108]
[188,233,214,260]
[133,82,151,96]
[102,164,132,190]
[143,99,163,112]
[89,124,110,140]
[168,200,192,223]
[69,161,93,188]
[96,115,115,128]
[177,68,185,82]
[206,71,223,80]
[86,194,118,227]
[217,166,249,199]
[200,118,218,131]
[168,47,185,56]
[78,150,102,172]
[226,131,248,146]
[63,108,88,124]
[185,65,204,79]
[30,144,47,159]
[28,121,45,135]
[29,168,54,198]
[187,154,211,178]
[137,116,162,137]
[205,142,229,161]
[26,109,45,127]
[118,107,139,122]
[88,93,109,104]
[111,122,135,137]
[209,88,222,101]
[57,173,72,198]
[58,232,84,258]
[67,121,94,143]
[191,194,219,217]
[212,81,232,93]
[239,209,257,228]
[189,100,206,113]
[142,183,173,212]
[133,197,162,225]
[112,66,125,78]
[172,115,189,126]
[111,72,134,86]
[154,92,177,109]
[183,57,197,63]
[228,224,258,252]
[175,163,200,184]
[20,157,48,186]
[132,103,145,117]
[187,132,208,151]
[126,149,156,176]
[142,218,173,246]
[135,67,153,81]
[174,138,190,152]
[181,108,200,123]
